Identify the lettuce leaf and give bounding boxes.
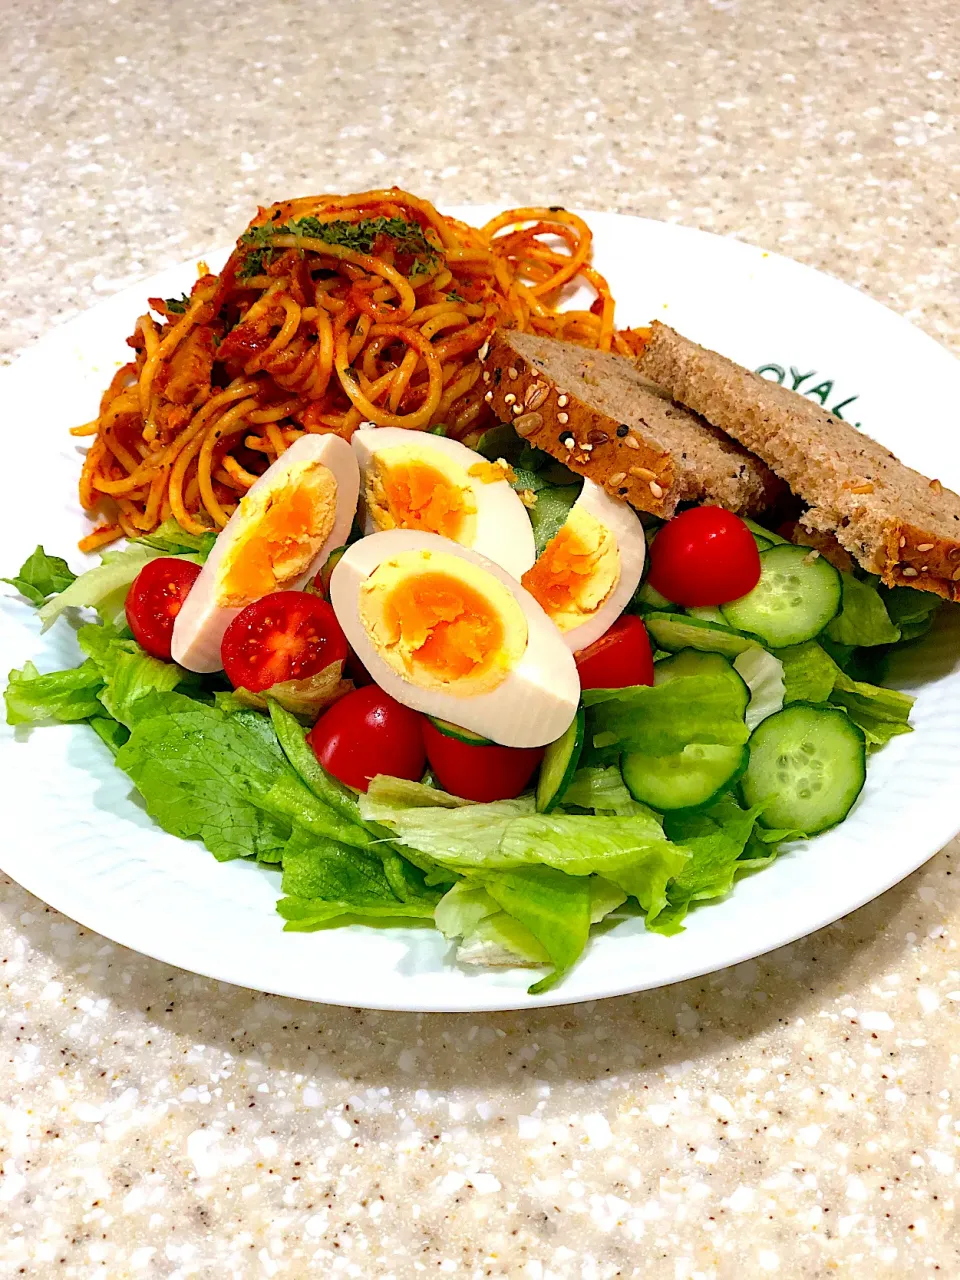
[89,715,130,755]
[133,517,217,561]
[2,546,77,606]
[269,700,369,826]
[528,484,582,557]
[584,675,750,754]
[561,765,637,814]
[77,623,184,727]
[482,866,592,993]
[830,672,914,749]
[824,573,901,646]
[360,787,536,867]
[733,648,785,730]
[364,776,688,924]
[497,813,688,920]
[437,883,552,967]
[115,690,294,862]
[778,641,840,704]
[4,659,104,726]
[276,826,440,930]
[36,545,181,631]
[881,585,943,645]
[652,795,765,934]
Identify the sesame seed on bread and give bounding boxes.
[482,330,783,519]
[637,321,960,599]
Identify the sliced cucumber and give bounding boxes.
[622,743,748,811]
[721,544,841,647]
[427,716,494,746]
[653,649,750,719]
[742,517,788,548]
[633,580,675,612]
[741,702,866,834]
[686,605,727,625]
[644,612,762,659]
[536,706,585,813]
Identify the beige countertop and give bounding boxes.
[2,0,959,1275]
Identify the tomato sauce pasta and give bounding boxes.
[74,189,646,549]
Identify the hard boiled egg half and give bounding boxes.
[520,479,646,651]
[172,433,359,672]
[351,426,536,578]
[330,530,579,748]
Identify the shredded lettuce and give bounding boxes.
[733,648,785,730]
[825,573,901,647]
[2,546,77,606]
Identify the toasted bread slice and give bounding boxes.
[482,330,783,519]
[637,322,960,598]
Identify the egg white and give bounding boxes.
[351,426,536,578]
[171,433,359,673]
[329,529,580,748]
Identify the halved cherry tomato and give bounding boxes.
[307,685,426,792]
[422,720,544,802]
[125,557,202,661]
[647,507,761,606]
[221,591,348,692]
[574,614,654,690]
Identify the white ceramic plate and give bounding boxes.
[2,208,959,1012]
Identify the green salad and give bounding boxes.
[3,502,937,994]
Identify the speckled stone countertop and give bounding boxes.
[2,0,959,1275]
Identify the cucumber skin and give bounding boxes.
[622,743,749,812]
[427,716,494,746]
[644,611,763,659]
[536,706,585,813]
[742,701,866,834]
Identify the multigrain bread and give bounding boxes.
[482,330,783,519]
[637,322,960,599]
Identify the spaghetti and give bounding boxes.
[75,188,648,549]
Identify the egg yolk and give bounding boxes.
[365,449,477,542]
[217,462,338,607]
[386,573,504,681]
[521,506,620,633]
[359,550,527,695]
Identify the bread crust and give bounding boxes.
[483,330,779,518]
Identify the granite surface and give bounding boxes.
[1,0,959,1275]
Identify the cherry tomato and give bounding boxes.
[125,557,202,661]
[221,591,348,692]
[422,719,544,802]
[575,614,654,690]
[647,507,761,606]
[307,685,426,792]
